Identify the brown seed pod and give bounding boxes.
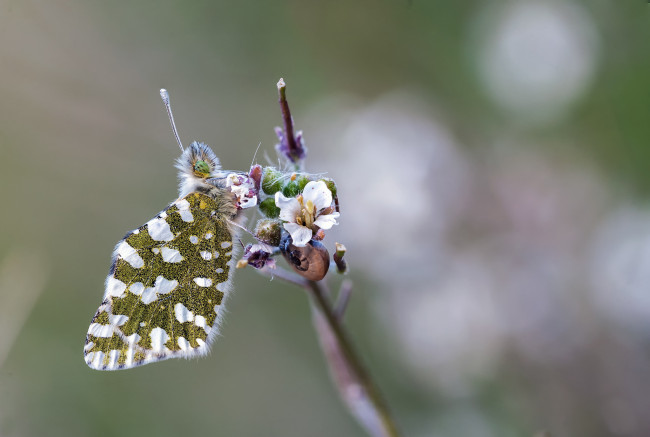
[280,233,330,281]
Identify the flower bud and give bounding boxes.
[296,174,311,191]
[282,180,300,197]
[261,167,283,195]
[254,219,283,246]
[258,197,281,218]
[333,242,348,274]
[248,164,263,191]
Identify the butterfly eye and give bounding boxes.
[194,160,210,176]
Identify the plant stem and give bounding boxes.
[258,266,400,436]
[306,280,401,437]
[264,78,400,436]
[333,279,353,321]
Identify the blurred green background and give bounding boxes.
[1,1,649,436]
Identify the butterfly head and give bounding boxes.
[176,141,224,196]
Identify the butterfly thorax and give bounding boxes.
[192,183,239,222]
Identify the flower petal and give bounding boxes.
[225,173,243,187]
[284,223,313,247]
[314,212,340,230]
[249,243,273,254]
[302,181,333,211]
[275,192,301,223]
[227,173,258,209]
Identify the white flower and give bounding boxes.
[275,180,340,247]
[226,173,257,209]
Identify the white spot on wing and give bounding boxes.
[174,302,194,323]
[141,288,157,305]
[125,333,141,344]
[108,350,120,368]
[123,337,140,367]
[125,347,135,367]
[88,323,114,338]
[200,251,212,260]
[155,276,178,294]
[91,351,106,369]
[193,277,212,287]
[147,217,174,241]
[141,277,178,304]
[109,314,129,326]
[221,241,232,249]
[177,337,191,351]
[175,199,194,222]
[205,232,213,239]
[106,277,127,298]
[189,235,199,244]
[161,247,183,263]
[117,241,144,268]
[150,327,169,352]
[129,282,144,295]
[195,315,208,331]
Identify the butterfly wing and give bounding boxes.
[84,192,235,370]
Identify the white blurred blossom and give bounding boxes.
[385,257,504,396]
[303,89,650,431]
[472,0,599,125]
[307,91,472,281]
[589,206,650,334]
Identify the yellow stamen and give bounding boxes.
[303,199,315,228]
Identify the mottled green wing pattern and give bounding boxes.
[84,192,235,370]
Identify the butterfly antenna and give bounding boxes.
[250,142,262,169]
[226,218,256,237]
[160,89,184,152]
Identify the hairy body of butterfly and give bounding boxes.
[84,141,244,370]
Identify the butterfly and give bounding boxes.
[84,90,250,370]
